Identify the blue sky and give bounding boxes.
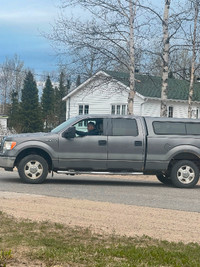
[0,0,60,74]
[0,0,162,76]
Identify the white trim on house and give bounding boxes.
[63,70,130,101]
[63,70,200,119]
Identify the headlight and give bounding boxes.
[3,141,16,153]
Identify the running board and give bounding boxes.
[56,170,143,176]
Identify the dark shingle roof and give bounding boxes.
[104,70,200,102]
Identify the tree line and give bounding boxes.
[7,70,68,133]
[47,0,200,117]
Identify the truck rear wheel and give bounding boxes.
[170,160,199,188]
[18,154,48,184]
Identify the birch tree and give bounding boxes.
[0,55,25,114]
[139,1,192,116]
[47,0,148,114]
[188,0,200,118]
[160,0,171,117]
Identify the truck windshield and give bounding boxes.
[51,117,78,133]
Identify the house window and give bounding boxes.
[79,105,83,115]
[79,104,89,115]
[168,106,173,118]
[78,104,89,126]
[197,109,199,119]
[84,105,89,114]
[121,105,126,115]
[111,105,115,114]
[116,105,121,115]
[192,108,200,119]
[111,104,127,115]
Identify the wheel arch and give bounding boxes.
[168,152,200,173]
[15,148,53,171]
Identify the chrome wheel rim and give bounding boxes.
[24,160,43,180]
[177,165,195,184]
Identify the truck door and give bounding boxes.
[107,117,145,171]
[58,118,108,170]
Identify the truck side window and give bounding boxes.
[112,119,138,136]
[74,118,104,136]
[153,121,200,135]
[153,122,186,135]
[186,123,200,135]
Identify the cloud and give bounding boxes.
[0,10,53,25]
[0,0,57,26]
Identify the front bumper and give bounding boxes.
[0,156,15,169]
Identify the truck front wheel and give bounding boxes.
[18,154,48,184]
[170,160,199,188]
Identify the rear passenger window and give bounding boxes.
[112,119,138,136]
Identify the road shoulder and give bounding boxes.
[0,191,199,244]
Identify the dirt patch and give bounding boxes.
[0,174,200,245]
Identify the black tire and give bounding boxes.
[170,160,199,188]
[156,174,172,185]
[18,154,48,184]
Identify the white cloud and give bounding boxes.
[0,0,57,25]
[0,10,54,25]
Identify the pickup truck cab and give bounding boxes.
[0,114,200,188]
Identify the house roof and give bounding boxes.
[105,70,200,102]
[63,70,200,102]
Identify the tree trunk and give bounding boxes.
[188,2,198,118]
[160,0,171,117]
[128,0,136,115]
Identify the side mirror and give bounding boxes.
[62,126,76,139]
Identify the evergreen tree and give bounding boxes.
[8,91,21,133]
[54,72,67,125]
[21,71,43,133]
[41,75,55,131]
[76,75,81,87]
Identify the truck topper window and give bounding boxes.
[153,121,200,135]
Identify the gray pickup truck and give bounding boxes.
[0,114,200,188]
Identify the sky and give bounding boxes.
[0,0,61,75]
[0,0,162,77]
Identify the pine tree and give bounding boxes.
[41,76,55,131]
[21,71,43,133]
[59,72,67,123]
[8,91,21,133]
[54,72,67,125]
[76,75,81,87]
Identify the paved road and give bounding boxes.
[0,170,199,213]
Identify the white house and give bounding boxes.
[62,70,200,119]
[0,115,9,138]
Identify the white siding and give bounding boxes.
[141,99,200,118]
[167,101,200,118]
[167,101,188,118]
[133,94,146,115]
[66,80,130,118]
[64,73,200,120]
[141,100,160,117]
[0,118,7,129]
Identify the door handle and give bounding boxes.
[98,140,107,146]
[135,141,142,146]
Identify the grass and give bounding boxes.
[1,211,200,267]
